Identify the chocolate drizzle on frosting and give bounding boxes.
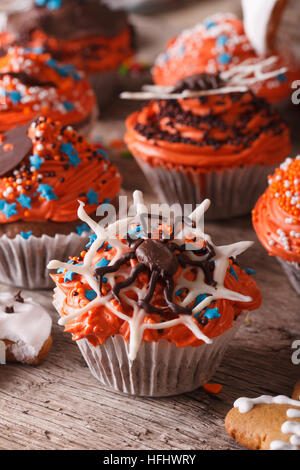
[134,92,284,150]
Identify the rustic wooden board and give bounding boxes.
[0,0,299,450]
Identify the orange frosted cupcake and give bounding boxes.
[0,47,97,135]
[49,191,261,396]
[124,73,291,219]
[152,13,298,105]
[0,116,121,288]
[0,0,135,106]
[253,156,300,294]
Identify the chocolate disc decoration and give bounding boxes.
[172,73,225,93]
[0,123,33,176]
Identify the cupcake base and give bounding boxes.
[89,70,119,109]
[0,231,89,289]
[74,104,98,138]
[276,257,300,295]
[76,319,242,397]
[135,157,276,220]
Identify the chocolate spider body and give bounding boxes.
[95,233,216,316]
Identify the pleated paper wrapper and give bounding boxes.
[89,70,119,109]
[54,287,244,396]
[0,231,90,289]
[135,157,276,220]
[277,257,300,295]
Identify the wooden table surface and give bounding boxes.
[0,0,299,450]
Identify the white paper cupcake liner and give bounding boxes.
[89,70,119,109]
[76,320,241,396]
[0,231,90,289]
[276,257,300,295]
[135,157,277,220]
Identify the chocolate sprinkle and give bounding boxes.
[5,306,14,313]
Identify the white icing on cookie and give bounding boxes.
[242,0,282,55]
[234,394,300,450]
[0,292,52,362]
[49,191,256,361]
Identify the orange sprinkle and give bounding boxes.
[203,383,223,394]
[3,143,13,151]
[109,139,124,149]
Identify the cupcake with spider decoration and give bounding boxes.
[0,47,97,136]
[48,191,261,396]
[253,156,300,295]
[123,66,291,220]
[0,0,135,107]
[152,10,299,106]
[0,115,121,289]
[0,289,52,365]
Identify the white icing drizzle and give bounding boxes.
[48,191,254,361]
[0,292,52,362]
[120,57,287,101]
[242,0,282,55]
[234,394,300,450]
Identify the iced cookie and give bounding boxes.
[0,291,52,364]
[225,381,300,450]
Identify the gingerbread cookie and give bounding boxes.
[225,381,300,450]
[0,291,52,365]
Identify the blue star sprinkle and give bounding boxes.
[175,288,184,297]
[0,202,18,219]
[229,266,238,281]
[57,259,73,273]
[95,258,110,268]
[36,0,61,7]
[193,294,209,307]
[86,233,98,248]
[20,231,32,239]
[1,90,22,104]
[217,53,232,64]
[37,184,57,201]
[30,154,44,170]
[60,142,81,167]
[63,101,74,111]
[216,34,228,46]
[87,189,98,205]
[8,91,22,104]
[96,148,109,161]
[277,73,287,83]
[204,20,216,29]
[85,290,97,301]
[76,223,91,236]
[46,58,80,80]
[17,194,31,209]
[203,307,221,319]
[245,267,256,275]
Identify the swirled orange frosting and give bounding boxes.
[152,13,298,103]
[52,244,261,348]
[253,157,300,263]
[0,116,121,223]
[124,92,291,170]
[0,47,96,132]
[0,0,134,76]
[25,28,134,75]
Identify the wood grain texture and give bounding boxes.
[0,0,300,450]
